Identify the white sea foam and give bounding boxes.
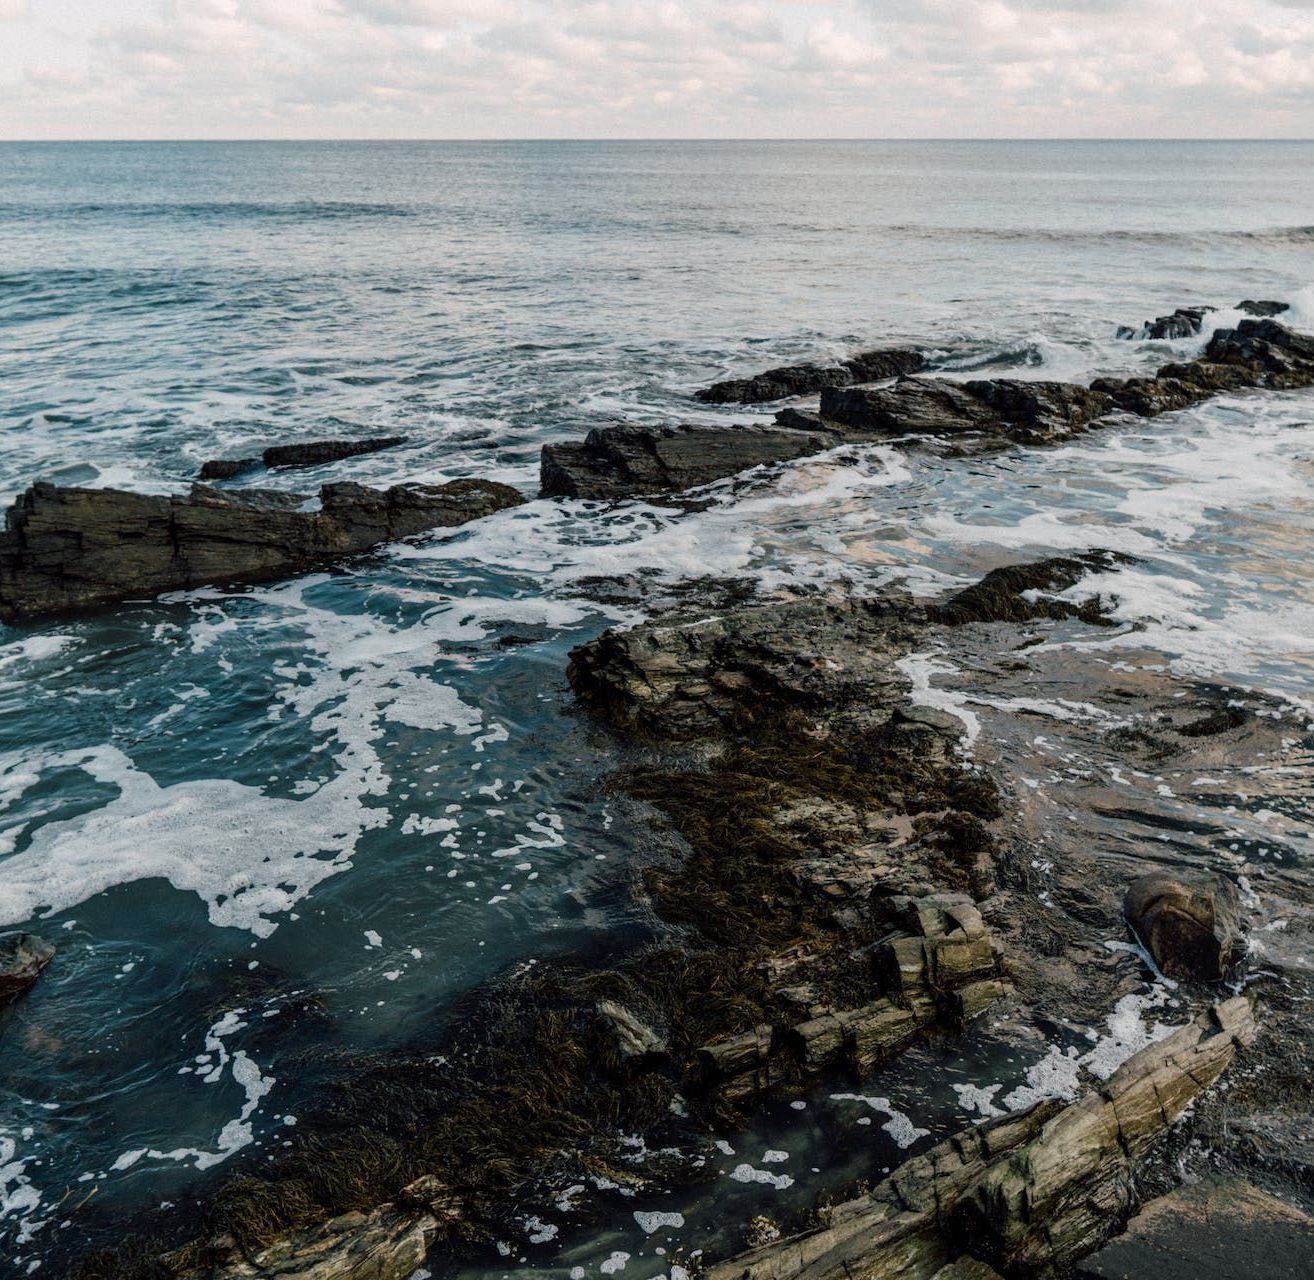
[829,1094,930,1148]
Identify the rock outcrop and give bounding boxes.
[0,933,55,1005]
[1115,298,1289,340]
[172,1176,460,1280]
[0,478,523,622]
[539,421,835,500]
[199,435,408,480]
[1075,1177,1314,1280]
[705,999,1256,1280]
[696,348,924,404]
[541,317,1314,502]
[1123,872,1242,981]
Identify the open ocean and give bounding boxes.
[1,140,1313,1275]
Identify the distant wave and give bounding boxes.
[880,223,1314,247]
[0,200,417,223]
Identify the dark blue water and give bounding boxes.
[1,141,1313,1276]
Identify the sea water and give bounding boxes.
[1,140,1313,1274]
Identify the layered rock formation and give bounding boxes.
[705,999,1256,1280]
[0,478,523,622]
[695,347,924,404]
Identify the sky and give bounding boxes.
[1,0,1312,140]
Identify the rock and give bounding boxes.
[819,376,1002,437]
[0,934,55,1005]
[1203,317,1314,388]
[0,478,523,622]
[931,1262,1005,1280]
[172,1175,460,1280]
[819,377,1110,443]
[596,999,667,1064]
[567,595,912,737]
[926,552,1126,627]
[1123,872,1243,981]
[1237,299,1290,317]
[263,435,409,470]
[695,348,923,404]
[1075,1178,1314,1280]
[539,422,834,500]
[199,435,409,481]
[704,999,1255,1280]
[198,457,261,481]
[1089,374,1211,418]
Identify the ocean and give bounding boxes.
[1,139,1313,1275]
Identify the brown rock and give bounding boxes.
[1123,872,1243,981]
[0,934,55,1005]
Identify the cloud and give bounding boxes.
[0,0,1310,137]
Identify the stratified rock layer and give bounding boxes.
[696,348,924,404]
[705,999,1256,1280]
[199,434,408,480]
[0,478,523,622]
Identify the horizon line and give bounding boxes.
[1,136,1312,144]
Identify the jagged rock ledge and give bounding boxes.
[198,434,408,481]
[1116,297,1289,340]
[695,346,924,404]
[0,478,523,623]
[705,998,1256,1280]
[540,316,1314,501]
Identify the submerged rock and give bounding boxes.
[705,999,1256,1280]
[539,421,834,500]
[199,434,408,480]
[695,347,923,404]
[1075,1177,1314,1280]
[1123,872,1242,981]
[0,478,523,622]
[0,933,55,1005]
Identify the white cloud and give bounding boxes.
[0,0,1310,137]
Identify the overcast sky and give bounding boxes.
[1,0,1311,140]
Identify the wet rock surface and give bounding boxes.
[199,434,408,480]
[541,316,1314,501]
[1115,298,1289,339]
[0,477,523,622]
[539,422,835,500]
[695,347,923,404]
[706,1000,1256,1280]
[1123,872,1243,981]
[61,546,1314,1280]
[1074,1178,1314,1280]
[0,933,55,1005]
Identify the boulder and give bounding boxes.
[0,478,523,622]
[1075,1178,1314,1280]
[695,348,923,404]
[199,435,408,480]
[539,422,834,500]
[926,552,1126,627]
[1236,299,1290,318]
[704,999,1255,1280]
[1123,872,1243,981]
[1203,317,1314,388]
[0,934,55,1005]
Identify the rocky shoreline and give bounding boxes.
[57,553,1314,1280]
[6,299,1313,1278]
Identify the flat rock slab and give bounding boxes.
[695,347,923,404]
[0,477,523,622]
[1075,1178,1314,1280]
[199,434,408,479]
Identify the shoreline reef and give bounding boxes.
[5,298,1312,1279]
